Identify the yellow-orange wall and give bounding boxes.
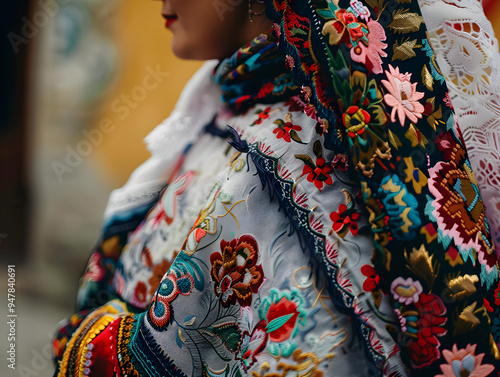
[92,0,202,185]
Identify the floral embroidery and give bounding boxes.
[295,140,334,190]
[252,106,274,126]
[350,19,388,74]
[330,190,360,238]
[343,105,371,138]
[436,343,495,377]
[336,71,388,152]
[428,138,497,270]
[444,246,464,267]
[238,321,268,371]
[147,270,194,331]
[272,113,303,142]
[82,253,106,282]
[494,284,500,306]
[406,293,447,367]
[210,234,264,307]
[322,9,367,47]
[349,0,370,22]
[332,153,348,171]
[391,277,423,305]
[131,281,148,307]
[361,264,380,292]
[382,65,425,127]
[54,2,500,375]
[258,288,307,357]
[403,157,428,195]
[378,174,421,241]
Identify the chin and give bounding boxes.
[170,39,233,61]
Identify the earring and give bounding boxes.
[248,0,265,22]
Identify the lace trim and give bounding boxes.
[419,0,500,247]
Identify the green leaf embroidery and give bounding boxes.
[290,130,302,143]
[313,140,323,158]
[266,313,294,333]
[294,154,314,166]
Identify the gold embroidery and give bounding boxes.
[250,349,332,377]
[420,224,438,244]
[404,124,428,148]
[388,129,402,150]
[445,274,479,301]
[454,302,481,336]
[116,315,140,377]
[392,38,418,61]
[405,245,436,290]
[388,9,424,34]
[366,0,387,17]
[491,334,500,360]
[421,65,434,91]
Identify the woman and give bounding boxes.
[53,0,500,376]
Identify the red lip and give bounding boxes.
[163,14,178,28]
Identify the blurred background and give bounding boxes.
[0,1,499,376]
[0,1,201,375]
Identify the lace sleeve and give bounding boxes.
[418,0,500,248]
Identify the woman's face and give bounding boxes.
[158,0,272,60]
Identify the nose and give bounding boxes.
[152,0,171,15]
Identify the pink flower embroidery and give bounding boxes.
[390,277,423,305]
[382,65,425,127]
[351,20,387,74]
[394,309,407,333]
[350,0,370,21]
[436,344,495,377]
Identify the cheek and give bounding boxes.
[170,3,249,60]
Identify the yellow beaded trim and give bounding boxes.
[57,300,129,377]
[116,315,141,377]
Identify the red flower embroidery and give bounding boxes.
[494,284,500,306]
[284,95,306,112]
[132,281,148,307]
[252,107,272,125]
[296,141,334,191]
[407,293,447,368]
[337,11,364,43]
[273,122,302,142]
[210,235,264,307]
[361,265,380,292]
[239,320,268,371]
[343,105,370,138]
[273,114,302,142]
[82,252,105,282]
[302,157,333,190]
[266,296,300,343]
[332,153,348,171]
[330,203,360,237]
[323,10,364,47]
